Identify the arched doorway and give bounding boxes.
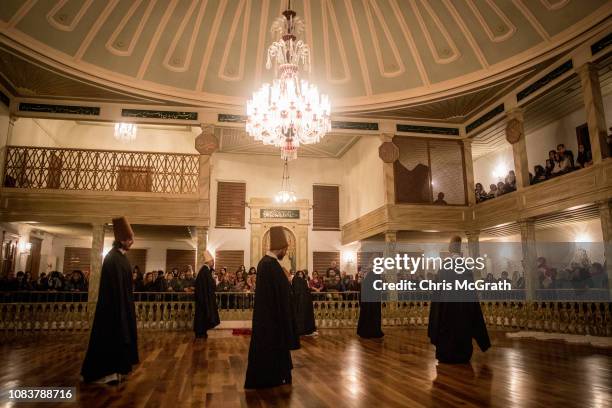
[262,227,296,272]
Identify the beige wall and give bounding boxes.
[473,144,515,190]
[340,136,385,222]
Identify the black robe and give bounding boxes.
[245,255,298,389]
[292,276,316,335]
[81,248,139,382]
[428,266,491,364]
[193,265,220,336]
[357,272,384,338]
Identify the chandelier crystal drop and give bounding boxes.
[114,123,137,143]
[246,2,331,161]
[275,159,297,203]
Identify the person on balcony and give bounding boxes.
[245,226,299,389]
[81,216,139,384]
[427,236,490,364]
[194,251,220,339]
[433,192,448,205]
[577,144,593,168]
[532,165,547,184]
[474,183,488,203]
[504,171,517,192]
[556,144,575,171]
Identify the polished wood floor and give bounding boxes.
[0,329,610,408]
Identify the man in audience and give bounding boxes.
[577,144,593,168]
[504,171,516,192]
[474,183,488,203]
[183,267,196,292]
[433,192,447,205]
[488,184,498,199]
[556,144,574,170]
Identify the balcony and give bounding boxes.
[0,146,209,226]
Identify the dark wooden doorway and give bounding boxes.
[26,237,42,278]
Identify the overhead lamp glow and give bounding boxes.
[114,123,137,143]
[274,159,297,203]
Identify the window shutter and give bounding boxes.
[126,249,147,272]
[216,181,246,228]
[313,185,340,230]
[312,251,340,274]
[63,247,91,275]
[215,250,245,273]
[357,251,383,274]
[165,249,196,273]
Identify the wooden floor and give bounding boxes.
[0,329,610,408]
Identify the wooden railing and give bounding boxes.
[0,292,610,336]
[3,146,199,194]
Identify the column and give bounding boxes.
[88,223,106,303]
[378,133,398,205]
[466,231,481,279]
[463,139,476,205]
[0,116,17,185]
[195,226,208,271]
[506,108,530,189]
[597,200,612,297]
[578,63,609,164]
[195,124,218,216]
[519,219,537,300]
[384,230,398,301]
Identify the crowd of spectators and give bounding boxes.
[0,270,88,292]
[474,170,517,203]
[535,256,608,289]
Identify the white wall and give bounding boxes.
[473,144,515,190]
[340,136,385,223]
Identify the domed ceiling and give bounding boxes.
[0,0,609,113]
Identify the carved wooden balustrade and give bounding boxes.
[0,292,610,336]
[3,146,199,194]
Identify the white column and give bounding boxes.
[506,109,530,189]
[195,226,208,272]
[519,219,537,300]
[597,200,612,298]
[578,63,608,164]
[88,224,106,303]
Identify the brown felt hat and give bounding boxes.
[449,235,462,253]
[269,226,289,250]
[203,250,214,263]
[112,216,134,242]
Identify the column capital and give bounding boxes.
[506,107,524,122]
[379,132,394,143]
[384,230,397,242]
[465,230,480,239]
[577,61,597,76]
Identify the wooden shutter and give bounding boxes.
[64,247,91,275]
[126,249,147,272]
[313,185,340,230]
[215,250,245,273]
[312,251,340,274]
[357,251,383,274]
[216,181,246,228]
[165,249,195,273]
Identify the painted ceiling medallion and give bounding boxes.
[246,1,331,161]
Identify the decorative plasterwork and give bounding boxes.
[0,0,608,111]
[18,102,100,116]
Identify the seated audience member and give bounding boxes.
[216,274,232,292]
[556,144,574,171]
[37,272,49,291]
[153,270,166,291]
[350,274,362,292]
[143,272,156,291]
[484,273,495,283]
[47,271,64,291]
[183,267,196,292]
[576,144,593,168]
[504,171,516,192]
[433,192,448,205]
[248,266,257,276]
[341,273,352,291]
[22,271,35,291]
[164,272,176,291]
[132,270,144,292]
[474,183,488,203]
[496,182,506,196]
[65,270,87,292]
[324,268,336,288]
[488,183,498,198]
[246,274,256,292]
[309,271,324,292]
[498,271,511,283]
[532,165,547,184]
[331,275,343,292]
[171,267,179,278]
[545,152,557,177]
[233,273,247,292]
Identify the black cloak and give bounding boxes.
[193,264,220,336]
[245,255,298,389]
[291,275,317,335]
[81,248,139,382]
[427,266,491,364]
[357,272,384,338]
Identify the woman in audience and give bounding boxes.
[65,270,87,292]
[47,271,64,291]
[248,266,257,276]
[495,182,506,196]
[143,272,156,291]
[504,171,516,192]
[474,183,488,203]
[246,274,256,292]
[164,272,176,291]
[233,273,247,292]
[309,271,324,292]
[488,184,498,199]
[545,150,558,176]
[532,165,547,184]
[37,272,49,291]
[577,144,593,168]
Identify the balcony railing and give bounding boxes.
[3,146,199,194]
[0,292,609,336]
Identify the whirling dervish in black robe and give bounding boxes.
[428,236,491,364]
[194,250,220,339]
[292,272,317,336]
[81,217,139,384]
[245,227,298,389]
[357,269,384,338]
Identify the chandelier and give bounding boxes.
[275,159,297,203]
[246,1,331,161]
[114,123,137,143]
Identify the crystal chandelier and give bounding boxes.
[114,123,137,143]
[275,159,297,203]
[246,1,331,161]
